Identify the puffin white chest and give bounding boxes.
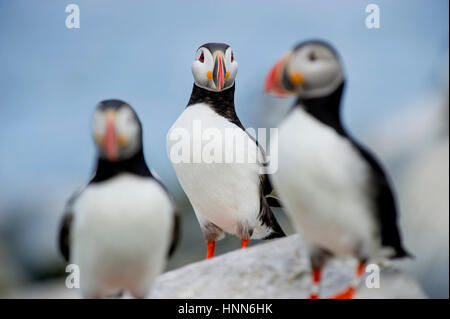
[71,174,173,290]
[272,107,376,256]
[167,103,261,233]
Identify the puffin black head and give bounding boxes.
[192,42,238,92]
[265,40,344,99]
[92,99,142,162]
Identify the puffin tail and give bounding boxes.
[262,208,286,240]
[391,244,414,259]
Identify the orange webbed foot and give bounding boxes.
[329,285,356,299]
[328,261,365,299]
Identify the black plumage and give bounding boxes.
[200,43,230,53]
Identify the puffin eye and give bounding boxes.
[199,52,204,63]
[308,52,317,61]
[231,52,234,62]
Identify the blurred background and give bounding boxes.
[0,0,448,298]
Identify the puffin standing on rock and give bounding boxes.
[59,100,178,298]
[167,43,285,259]
[265,41,410,299]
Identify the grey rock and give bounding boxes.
[4,234,426,299]
[149,234,425,299]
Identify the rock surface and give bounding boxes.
[4,235,426,299]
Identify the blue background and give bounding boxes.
[0,0,448,296]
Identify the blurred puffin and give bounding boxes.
[59,99,179,298]
[265,41,410,299]
[167,43,285,259]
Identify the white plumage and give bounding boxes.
[167,103,271,239]
[71,173,174,298]
[271,107,382,258]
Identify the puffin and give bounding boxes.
[167,43,285,259]
[58,99,179,298]
[264,40,410,299]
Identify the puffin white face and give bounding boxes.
[92,100,142,162]
[191,43,238,92]
[265,41,344,99]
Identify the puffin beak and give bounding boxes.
[105,111,118,161]
[213,53,226,91]
[265,52,303,96]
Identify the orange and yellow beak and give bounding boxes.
[264,53,304,96]
[212,52,227,91]
[104,111,118,162]
[94,110,129,161]
[94,111,120,161]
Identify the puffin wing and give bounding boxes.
[227,114,282,208]
[219,115,284,237]
[149,169,180,258]
[58,186,85,261]
[246,130,285,238]
[58,210,73,262]
[351,141,410,258]
[261,174,282,207]
[168,211,180,257]
[244,129,282,208]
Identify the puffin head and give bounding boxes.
[191,43,238,92]
[265,40,344,99]
[92,99,142,162]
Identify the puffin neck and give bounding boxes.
[90,148,152,184]
[294,82,346,136]
[187,83,243,129]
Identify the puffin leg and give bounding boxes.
[201,221,223,260]
[309,247,332,299]
[236,222,253,250]
[309,268,321,299]
[330,261,366,299]
[206,241,215,259]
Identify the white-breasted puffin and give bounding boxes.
[264,41,410,299]
[167,43,285,259]
[59,99,179,298]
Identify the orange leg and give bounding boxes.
[309,268,321,299]
[206,241,215,259]
[241,239,250,249]
[330,261,366,299]
[356,261,365,277]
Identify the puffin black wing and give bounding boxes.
[351,142,411,258]
[150,172,180,258]
[216,99,284,234]
[168,211,180,257]
[59,211,73,262]
[258,175,286,239]
[261,174,282,207]
[58,188,83,261]
[241,123,283,208]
